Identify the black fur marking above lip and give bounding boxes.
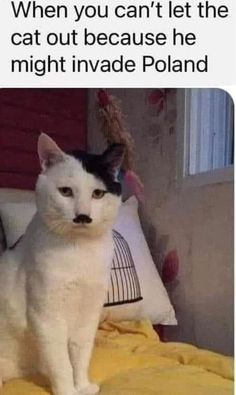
[68,150,122,196]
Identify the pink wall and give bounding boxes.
[88,88,234,356]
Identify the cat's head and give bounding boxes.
[36,133,125,239]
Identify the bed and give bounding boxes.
[0,189,233,395]
[1,320,233,395]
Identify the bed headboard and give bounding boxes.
[0,89,87,190]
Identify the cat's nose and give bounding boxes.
[73,214,92,224]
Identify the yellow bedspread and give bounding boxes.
[2,320,233,395]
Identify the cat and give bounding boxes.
[0,133,124,395]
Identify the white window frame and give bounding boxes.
[176,89,234,189]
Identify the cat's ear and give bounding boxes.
[38,133,64,171]
[102,144,125,173]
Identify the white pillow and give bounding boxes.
[0,202,36,248]
[102,197,177,325]
[0,197,176,325]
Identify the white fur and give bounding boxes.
[0,139,121,395]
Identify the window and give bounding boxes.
[177,88,234,187]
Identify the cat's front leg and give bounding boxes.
[69,318,100,395]
[28,310,77,395]
[68,286,106,395]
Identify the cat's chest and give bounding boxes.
[26,236,113,322]
[33,238,112,288]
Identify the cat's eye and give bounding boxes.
[92,189,106,199]
[58,187,73,197]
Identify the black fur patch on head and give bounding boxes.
[68,149,122,196]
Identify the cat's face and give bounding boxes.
[36,134,124,238]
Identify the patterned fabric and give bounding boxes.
[104,230,142,307]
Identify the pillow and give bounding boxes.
[104,229,143,307]
[0,217,6,254]
[102,197,177,325]
[0,202,36,248]
[0,197,176,325]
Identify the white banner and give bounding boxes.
[0,0,235,88]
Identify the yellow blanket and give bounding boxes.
[2,320,233,395]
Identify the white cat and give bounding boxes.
[0,133,124,395]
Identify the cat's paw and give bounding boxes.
[76,383,100,395]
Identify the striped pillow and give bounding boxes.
[104,230,142,307]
